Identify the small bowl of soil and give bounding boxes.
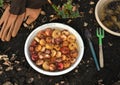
[95,0,120,36]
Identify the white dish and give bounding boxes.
[24,23,84,76]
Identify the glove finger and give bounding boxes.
[0,19,8,39]
[25,16,33,25]
[12,13,25,37]
[25,8,41,25]
[0,6,10,25]
[0,19,3,26]
[6,23,14,41]
[24,10,29,21]
[0,6,10,38]
[1,21,11,41]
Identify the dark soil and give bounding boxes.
[0,0,120,85]
[101,1,120,33]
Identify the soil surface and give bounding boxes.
[0,0,120,85]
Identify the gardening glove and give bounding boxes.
[24,0,48,26]
[24,8,42,26]
[0,0,26,41]
[0,8,25,41]
[0,0,48,41]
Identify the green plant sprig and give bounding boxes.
[0,0,3,7]
[52,0,80,19]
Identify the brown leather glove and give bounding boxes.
[24,0,49,25]
[0,0,48,41]
[0,5,25,41]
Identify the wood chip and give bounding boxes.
[14,61,20,64]
[16,67,22,71]
[10,54,17,61]
[0,55,8,60]
[89,8,93,14]
[14,83,18,85]
[5,66,13,71]
[0,71,3,75]
[55,83,59,85]
[27,77,34,84]
[50,15,54,18]
[0,55,3,60]
[3,81,13,85]
[60,81,65,84]
[0,65,3,70]
[75,69,78,73]
[87,60,90,63]
[37,74,41,79]
[3,57,9,61]
[67,19,72,23]
[89,1,95,5]
[41,11,46,15]
[108,42,113,46]
[84,22,88,27]
[3,61,11,66]
[98,79,103,83]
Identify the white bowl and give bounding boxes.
[24,23,84,76]
[95,0,120,36]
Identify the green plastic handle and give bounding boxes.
[99,37,102,45]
